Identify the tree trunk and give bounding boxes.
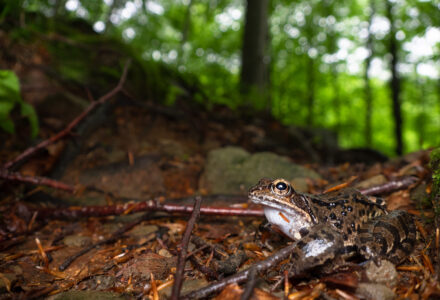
[364,0,375,146]
[306,56,315,126]
[182,0,194,44]
[240,0,269,102]
[386,0,403,155]
[414,64,426,148]
[105,0,122,33]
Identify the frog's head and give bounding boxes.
[249,178,317,239]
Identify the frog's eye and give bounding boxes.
[271,179,291,196]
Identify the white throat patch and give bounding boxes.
[263,207,312,240]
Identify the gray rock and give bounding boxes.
[159,278,208,298]
[199,146,320,194]
[355,174,387,190]
[128,225,159,238]
[63,235,92,247]
[365,259,398,286]
[47,290,126,300]
[356,283,395,300]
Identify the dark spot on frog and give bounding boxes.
[329,213,336,220]
[347,206,353,212]
[341,211,347,216]
[299,228,309,237]
[297,240,306,248]
[342,234,348,241]
[323,231,334,241]
[347,228,352,235]
[351,222,355,229]
[309,233,319,240]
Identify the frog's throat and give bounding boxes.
[250,194,313,223]
[262,207,314,240]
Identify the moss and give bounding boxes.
[429,148,440,217]
[431,148,440,182]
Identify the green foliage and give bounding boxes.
[3,0,440,155]
[0,70,38,137]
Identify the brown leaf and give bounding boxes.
[213,284,279,300]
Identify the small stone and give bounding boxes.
[355,174,387,190]
[159,278,208,298]
[128,225,158,238]
[158,248,173,258]
[356,283,395,300]
[63,235,92,247]
[365,259,397,286]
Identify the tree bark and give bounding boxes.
[306,56,315,126]
[104,0,122,33]
[386,0,403,155]
[364,0,375,146]
[240,0,269,101]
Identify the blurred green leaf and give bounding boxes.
[0,70,39,137]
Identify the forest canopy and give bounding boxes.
[1,0,440,156]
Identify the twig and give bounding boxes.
[0,169,75,192]
[181,241,298,299]
[3,60,131,170]
[188,255,218,281]
[359,176,418,195]
[34,197,262,220]
[170,196,202,300]
[240,266,257,300]
[191,235,228,260]
[58,211,148,271]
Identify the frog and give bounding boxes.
[249,178,416,275]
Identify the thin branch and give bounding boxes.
[170,196,202,300]
[34,197,262,220]
[3,60,131,170]
[0,169,75,192]
[359,176,418,195]
[181,241,298,299]
[188,255,219,281]
[240,266,257,300]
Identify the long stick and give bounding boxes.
[170,196,202,300]
[181,241,298,299]
[3,60,131,170]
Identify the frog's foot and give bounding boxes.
[285,224,344,276]
[356,210,416,264]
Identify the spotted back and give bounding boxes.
[356,210,416,264]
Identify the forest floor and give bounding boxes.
[1,32,439,300]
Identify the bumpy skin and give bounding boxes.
[249,178,416,268]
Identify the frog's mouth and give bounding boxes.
[250,194,299,214]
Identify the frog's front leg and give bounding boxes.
[285,224,344,276]
[356,210,416,264]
